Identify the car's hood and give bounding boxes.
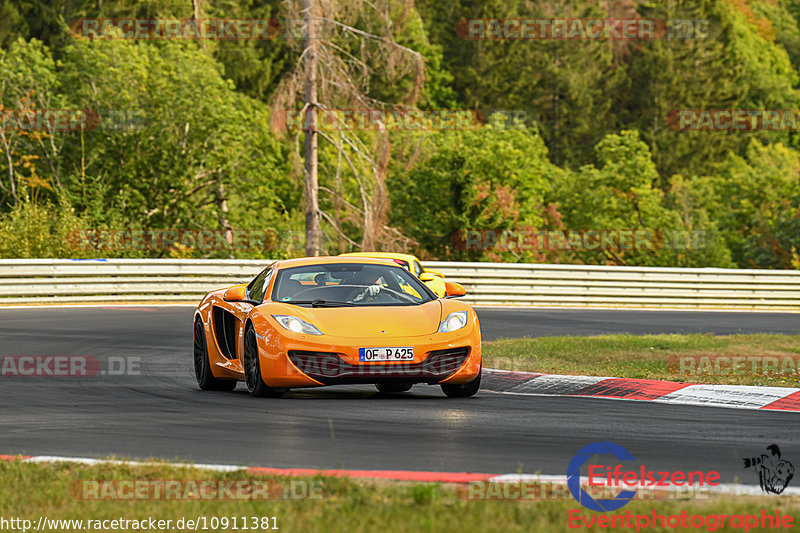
[272,300,443,338]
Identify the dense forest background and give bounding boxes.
[0,0,798,268]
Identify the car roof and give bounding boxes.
[339,252,420,263]
[274,256,399,269]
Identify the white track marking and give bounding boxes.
[482,371,800,412]
[23,456,243,472]
[656,384,797,409]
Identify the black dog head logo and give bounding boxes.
[743,444,795,495]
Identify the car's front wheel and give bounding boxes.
[194,319,237,391]
[440,366,481,398]
[243,325,286,398]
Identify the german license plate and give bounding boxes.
[358,347,414,362]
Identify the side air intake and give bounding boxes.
[212,306,238,359]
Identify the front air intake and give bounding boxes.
[288,347,470,385]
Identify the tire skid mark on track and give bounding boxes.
[572,378,692,400]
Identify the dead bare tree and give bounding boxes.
[302,0,321,256]
[271,0,424,256]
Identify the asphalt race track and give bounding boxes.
[475,307,800,340]
[1,306,798,482]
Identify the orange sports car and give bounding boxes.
[193,257,482,397]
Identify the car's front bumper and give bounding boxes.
[252,316,481,388]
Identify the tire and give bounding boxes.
[440,367,481,398]
[243,325,286,398]
[194,319,237,391]
[375,382,413,393]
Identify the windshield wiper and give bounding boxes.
[283,299,356,308]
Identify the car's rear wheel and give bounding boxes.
[440,366,481,398]
[375,382,413,393]
[243,325,286,398]
[194,319,237,391]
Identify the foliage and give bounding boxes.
[388,115,558,260]
[700,140,800,268]
[0,0,798,269]
[552,131,734,267]
[0,188,86,258]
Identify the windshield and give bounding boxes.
[271,263,437,306]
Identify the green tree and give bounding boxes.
[622,0,800,182]
[0,38,63,207]
[56,38,291,257]
[389,115,558,260]
[551,130,731,266]
[416,0,626,168]
[699,140,800,268]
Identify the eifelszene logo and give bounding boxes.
[568,442,637,512]
[568,441,721,512]
[743,444,795,494]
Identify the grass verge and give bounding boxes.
[482,334,800,387]
[1,459,799,533]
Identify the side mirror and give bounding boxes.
[424,269,445,278]
[419,272,437,282]
[223,285,260,305]
[444,281,466,298]
[224,285,247,301]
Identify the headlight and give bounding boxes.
[272,315,323,335]
[438,311,467,333]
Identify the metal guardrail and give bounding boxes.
[0,259,265,304]
[424,262,800,310]
[0,259,798,310]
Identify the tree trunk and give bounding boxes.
[216,182,233,248]
[303,0,321,256]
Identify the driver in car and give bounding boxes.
[351,269,384,302]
